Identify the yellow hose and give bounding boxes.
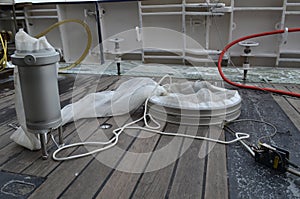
[35,19,92,71]
[0,34,7,72]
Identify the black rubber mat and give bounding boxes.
[226,89,300,198]
[0,170,45,199]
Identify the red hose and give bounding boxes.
[218,28,300,98]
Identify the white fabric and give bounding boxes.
[61,77,167,125]
[15,29,55,52]
[150,81,241,110]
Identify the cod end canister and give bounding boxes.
[12,51,62,133]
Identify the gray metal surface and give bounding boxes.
[12,52,62,131]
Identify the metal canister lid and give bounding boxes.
[11,50,60,66]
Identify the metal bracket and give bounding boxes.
[282,27,289,45]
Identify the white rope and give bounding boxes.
[52,75,250,161]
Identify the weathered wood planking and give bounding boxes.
[28,109,144,199]
[0,117,17,137]
[93,120,166,199]
[0,129,16,150]
[129,123,189,199]
[0,120,80,174]
[1,72,299,199]
[284,85,300,114]
[271,84,300,131]
[21,120,85,177]
[0,93,14,110]
[168,126,208,199]
[204,125,228,199]
[27,120,109,199]
[0,142,24,167]
[59,110,149,199]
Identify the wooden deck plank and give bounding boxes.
[0,142,24,166]
[57,77,163,199]
[0,104,15,124]
[70,76,119,103]
[58,158,112,199]
[0,129,15,150]
[27,120,107,199]
[59,75,117,106]
[0,94,14,110]
[271,84,300,131]
[1,72,298,199]
[21,120,85,177]
[93,121,166,199]
[204,125,228,199]
[0,84,14,98]
[59,113,149,199]
[129,123,188,199]
[0,117,17,137]
[0,89,14,99]
[28,110,143,199]
[0,120,80,174]
[284,85,300,113]
[168,126,208,199]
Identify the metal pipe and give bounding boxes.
[12,2,18,34]
[95,2,105,64]
[117,62,121,76]
[287,167,300,177]
[40,133,48,159]
[58,126,64,146]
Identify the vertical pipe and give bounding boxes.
[205,0,211,50]
[117,62,121,75]
[276,0,288,66]
[182,0,186,65]
[138,1,144,62]
[12,2,18,35]
[56,5,71,64]
[40,133,48,159]
[228,0,234,65]
[95,2,105,64]
[58,126,64,146]
[23,7,31,34]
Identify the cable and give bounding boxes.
[224,119,278,157]
[0,33,8,71]
[35,19,92,71]
[53,75,250,161]
[217,28,300,98]
[225,119,278,144]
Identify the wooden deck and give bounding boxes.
[0,71,300,199]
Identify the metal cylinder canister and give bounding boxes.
[12,51,62,132]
